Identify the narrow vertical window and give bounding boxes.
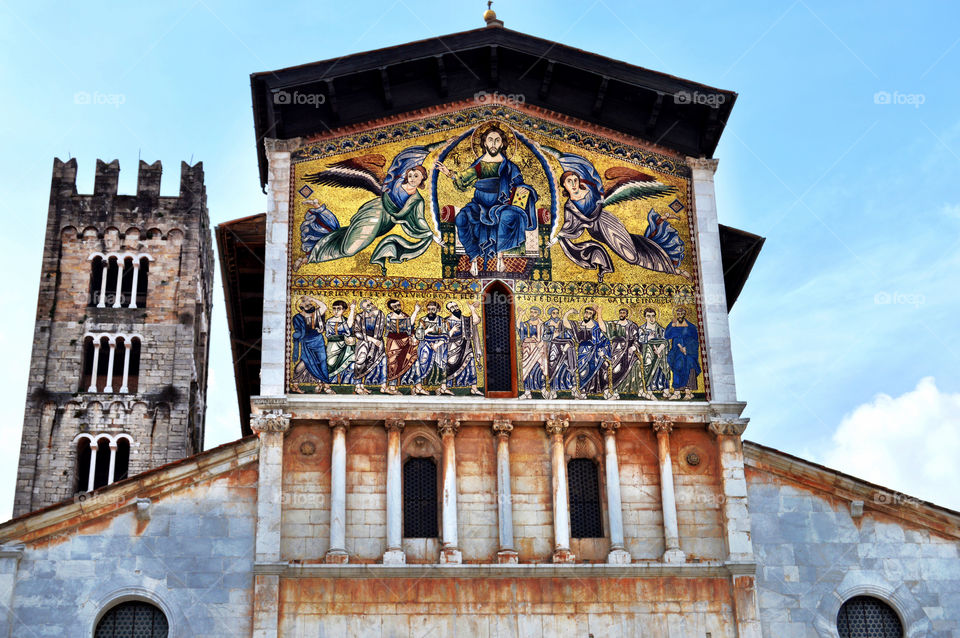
[483,281,515,396]
[128,338,141,393]
[136,257,149,308]
[119,257,134,307]
[92,438,111,490]
[80,336,95,391]
[76,438,92,493]
[568,458,603,538]
[89,256,104,307]
[104,257,120,307]
[403,457,438,538]
[114,439,130,482]
[95,337,110,392]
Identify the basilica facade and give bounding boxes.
[2,12,958,638]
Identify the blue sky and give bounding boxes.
[1,1,958,518]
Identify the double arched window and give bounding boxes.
[80,333,142,394]
[95,601,167,637]
[75,433,132,493]
[88,253,151,308]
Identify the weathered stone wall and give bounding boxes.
[0,440,258,638]
[746,448,960,638]
[278,575,740,637]
[13,158,214,517]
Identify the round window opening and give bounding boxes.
[96,600,169,638]
[837,595,903,638]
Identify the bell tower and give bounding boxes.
[12,158,214,517]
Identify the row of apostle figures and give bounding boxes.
[291,296,701,400]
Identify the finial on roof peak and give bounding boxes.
[484,0,503,27]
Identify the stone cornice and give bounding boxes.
[709,416,749,437]
[257,560,757,579]
[686,156,719,173]
[250,410,291,434]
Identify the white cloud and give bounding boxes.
[822,377,960,511]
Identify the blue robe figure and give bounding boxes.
[573,319,612,397]
[544,316,575,393]
[450,153,539,261]
[518,319,547,394]
[664,315,701,396]
[292,311,329,385]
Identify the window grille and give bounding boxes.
[484,283,513,393]
[95,601,168,638]
[403,457,438,538]
[568,458,603,538]
[837,596,903,638]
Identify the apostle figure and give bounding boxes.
[664,306,700,400]
[518,306,548,399]
[351,299,386,395]
[565,305,614,399]
[638,307,670,400]
[439,300,484,396]
[382,299,421,395]
[291,296,333,394]
[407,300,448,395]
[324,300,357,385]
[543,306,575,398]
[608,308,643,396]
[437,123,539,276]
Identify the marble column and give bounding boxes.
[112,259,124,308]
[654,416,685,563]
[601,420,631,564]
[86,441,98,492]
[128,261,140,308]
[119,340,132,394]
[547,416,575,563]
[87,339,101,393]
[325,418,349,563]
[438,418,461,564]
[250,410,290,638]
[105,340,117,393]
[709,416,754,563]
[97,260,109,308]
[383,418,406,565]
[492,419,518,563]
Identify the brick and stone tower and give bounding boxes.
[12,158,214,517]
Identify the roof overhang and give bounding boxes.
[251,25,737,188]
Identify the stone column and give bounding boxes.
[251,410,291,638]
[438,417,461,564]
[261,137,302,396]
[105,340,117,393]
[119,340,132,393]
[546,416,574,563]
[492,419,518,563]
[712,414,761,638]
[128,261,140,308]
[107,441,118,485]
[687,156,737,402]
[97,260,109,308]
[601,420,631,564]
[112,259,124,308]
[325,418,349,563]
[654,416,685,563]
[383,418,406,565]
[87,339,101,393]
[86,441,98,492]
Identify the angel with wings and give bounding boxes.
[545,150,691,282]
[293,144,444,274]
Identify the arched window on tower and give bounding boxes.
[76,434,133,493]
[482,281,516,397]
[119,256,134,307]
[114,437,130,482]
[104,257,120,307]
[403,456,438,538]
[76,438,92,493]
[127,337,141,393]
[135,256,149,308]
[837,596,903,638]
[95,601,168,638]
[568,457,604,538]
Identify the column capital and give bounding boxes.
[329,417,350,432]
[385,418,405,433]
[545,416,569,437]
[250,410,291,434]
[708,416,749,437]
[492,418,513,437]
[600,420,620,435]
[686,156,719,174]
[438,417,460,438]
[652,415,673,435]
[263,136,305,153]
